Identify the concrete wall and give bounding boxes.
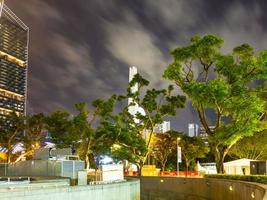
[140,177,267,200]
[1,179,140,200]
[0,160,84,179]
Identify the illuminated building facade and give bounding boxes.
[0,1,29,118]
[128,66,171,134]
[188,123,199,137]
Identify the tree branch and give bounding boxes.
[197,105,213,135]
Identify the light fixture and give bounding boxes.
[229,185,233,191]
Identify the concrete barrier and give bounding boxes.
[140,176,267,200]
[0,178,140,200]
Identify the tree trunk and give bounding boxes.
[185,161,189,177]
[214,147,227,174]
[85,138,92,170]
[162,165,165,172]
[7,142,12,163]
[137,162,143,176]
[14,150,33,163]
[89,153,97,169]
[85,154,90,170]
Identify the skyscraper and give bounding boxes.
[154,121,171,133]
[128,66,145,119]
[188,123,199,137]
[128,66,171,133]
[0,1,29,118]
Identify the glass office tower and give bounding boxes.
[0,1,29,118]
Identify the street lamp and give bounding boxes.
[177,137,181,176]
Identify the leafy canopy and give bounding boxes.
[164,34,267,172]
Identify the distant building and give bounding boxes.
[128,66,170,134]
[0,1,29,118]
[128,66,145,122]
[154,121,171,133]
[199,126,215,138]
[188,123,199,137]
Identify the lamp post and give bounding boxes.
[177,137,181,176]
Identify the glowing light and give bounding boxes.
[0,50,26,67]
[0,88,24,100]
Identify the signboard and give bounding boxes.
[177,146,182,163]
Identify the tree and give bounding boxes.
[109,102,148,174]
[0,112,25,163]
[152,132,177,171]
[229,130,267,160]
[45,96,117,169]
[164,35,267,173]
[73,99,116,169]
[15,113,46,162]
[111,74,186,174]
[179,134,209,171]
[45,110,74,147]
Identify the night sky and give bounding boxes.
[5,0,267,132]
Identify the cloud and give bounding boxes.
[18,0,63,24]
[145,0,203,32]
[207,2,267,52]
[105,11,169,88]
[33,33,116,112]
[5,0,267,131]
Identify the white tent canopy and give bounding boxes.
[224,158,256,175]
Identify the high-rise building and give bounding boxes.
[0,1,29,118]
[154,121,171,133]
[188,123,199,137]
[128,66,170,133]
[128,66,144,118]
[199,126,215,139]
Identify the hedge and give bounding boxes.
[204,174,267,185]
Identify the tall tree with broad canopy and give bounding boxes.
[152,132,178,171]
[45,110,74,148]
[164,35,267,173]
[45,96,117,169]
[178,134,209,171]
[0,112,25,163]
[229,130,267,160]
[15,113,46,162]
[111,74,186,174]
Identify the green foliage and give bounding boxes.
[110,74,185,172]
[152,132,177,170]
[110,106,147,168]
[178,133,209,169]
[45,95,117,169]
[229,130,267,160]
[23,113,46,153]
[45,111,74,147]
[204,174,267,184]
[0,112,25,163]
[164,34,267,173]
